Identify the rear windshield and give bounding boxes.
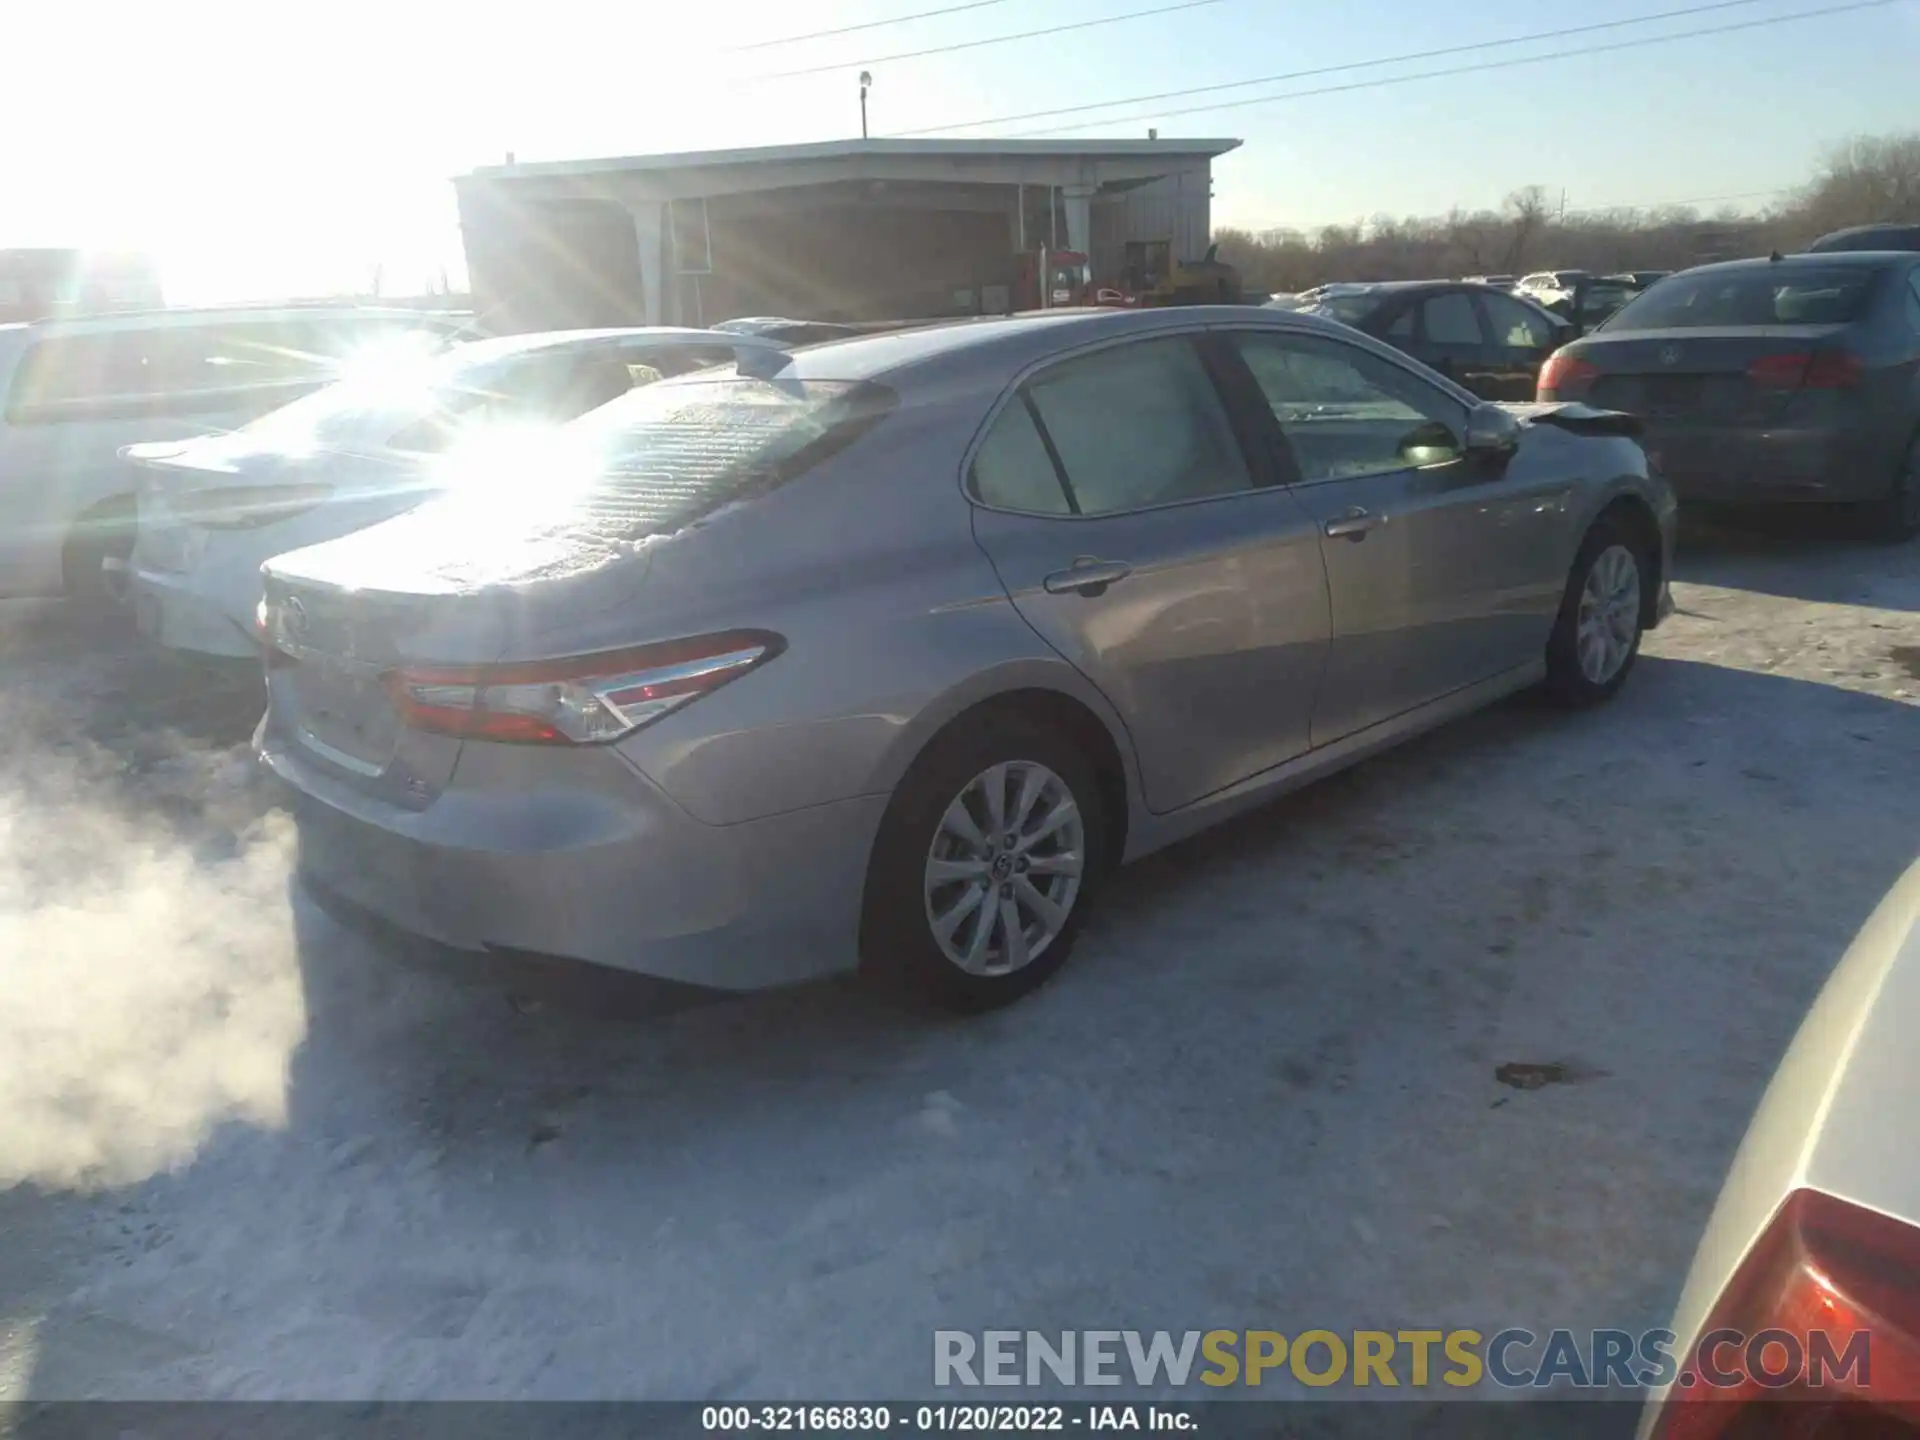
[1605,267,1881,329]
[424,371,895,545]
[1581,282,1631,314]
[233,342,632,456]
[1808,226,1920,253]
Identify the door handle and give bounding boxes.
[1323,506,1384,541]
[1042,558,1132,596]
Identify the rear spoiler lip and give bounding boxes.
[1496,400,1643,439]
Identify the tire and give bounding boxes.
[1543,512,1651,707]
[1864,431,1920,544]
[860,711,1110,1012]
[62,506,136,616]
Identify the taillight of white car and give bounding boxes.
[382,631,784,745]
[1646,1186,1920,1439]
[173,483,335,530]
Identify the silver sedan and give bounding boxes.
[257,306,1676,1010]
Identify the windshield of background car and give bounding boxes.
[416,371,896,546]
[1312,293,1385,326]
[1605,266,1881,328]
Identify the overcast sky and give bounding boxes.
[4,0,1915,300]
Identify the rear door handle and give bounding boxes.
[1042,558,1132,596]
[1324,506,1384,541]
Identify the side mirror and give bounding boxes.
[1398,419,1465,468]
[1465,403,1522,457]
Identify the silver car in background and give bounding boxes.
[258,306,1675,1010]
[126,327,785,658]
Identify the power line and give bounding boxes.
[999,0,1910,135]
[751,0,1225,81]
[899,0,1780,135]
[727,0,1015,53]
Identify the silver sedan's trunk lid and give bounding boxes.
[260,504,651,803]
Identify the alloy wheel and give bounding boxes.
[923,760,1085,976]
[1575,543,1641,685]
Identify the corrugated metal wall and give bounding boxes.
[1090,168,1213,282]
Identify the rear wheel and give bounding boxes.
[860,713,1108,1011]
[62,510,135,616]
[1543,514,1649,707]
[1864,432,1920,544]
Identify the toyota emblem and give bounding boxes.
[1658,342,1683,367]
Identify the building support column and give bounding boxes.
[630,199,666,325]
[1062,184,1095,254]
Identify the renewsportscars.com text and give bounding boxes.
[933,1328,1872,1390]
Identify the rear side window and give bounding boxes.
[1421,293,1481,344]
[1608,267,1881,328]
[1018,337,1251,516]
[971,397,1072,515]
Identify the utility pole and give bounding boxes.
[859,71,872,140]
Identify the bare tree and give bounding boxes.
[1210,130,1917,293]
[1792,133,1920,236]
[1500,186,1552,275]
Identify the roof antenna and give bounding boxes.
[1769,249,1783,262]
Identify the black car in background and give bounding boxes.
[1807,223,1920,254]
[1301,280,1572,400]
[1539,251,1920,538]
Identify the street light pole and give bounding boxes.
[859,71,872,139]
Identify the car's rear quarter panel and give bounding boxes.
[523,385,1137,828]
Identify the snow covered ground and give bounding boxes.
[2,515,1916,1405]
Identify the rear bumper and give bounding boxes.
[1642,423,1883,504]
[261,730,888,991]
[130,564,260,658]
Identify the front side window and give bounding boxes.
[1421,292,1482,345]
[1019,337,1252,516]
[1483,293,1558,350]
[1232,331,1468,484]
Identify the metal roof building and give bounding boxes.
[452,137,1241,331]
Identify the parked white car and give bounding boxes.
[126,327,784,658]
[0,304,467,607]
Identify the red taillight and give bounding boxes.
[1746,351,1864,391]
[1648,1188,1920,1440]
[1538,351,1599,399]
[385,630,783,745]
[1804,350,1865,389]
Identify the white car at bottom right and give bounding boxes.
[1641,857,1920,1439]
